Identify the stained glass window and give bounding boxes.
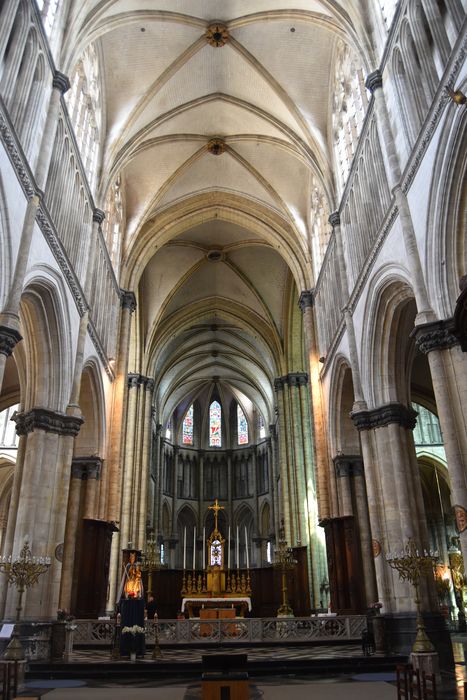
[209,401,222,447]
[237,405,248,445]
[182,404,194,445]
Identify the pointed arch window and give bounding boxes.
[237,405,248,445]
[165,418,172,441]
[182,405,194,445]
[258,414,266,439]
[209,401,222,447]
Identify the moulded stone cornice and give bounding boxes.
[52,71,70,94]
[128,373,142,388]
[13,407,84,436]
[0,106,35,198]
[351,403,417,431]
[411,318,458,354]
[71,456,103,480]
[0,326,23,357]
[365,69,383,94]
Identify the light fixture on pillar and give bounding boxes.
[445,85,467,106]
[0,540,51,660]
[386,539,438,654]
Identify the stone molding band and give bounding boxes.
[351,402,417,431]
[0,325,23,357]
[71,456,103,480]
[13,407,84,436]
[333,455,364,478]
[411,318,459,354]
[128,373,155,391]
[274,373,308,391]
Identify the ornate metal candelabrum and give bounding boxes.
[0,541,51,659]
[273,523,297,617]
[386,538,438,653]
[141,534,166,594]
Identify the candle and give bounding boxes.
[193,526,196,570]
[245,526,249,569]
[203,527,205,569]
[183,526,186,570]
[236,525,239,569]
[228,526,231,570]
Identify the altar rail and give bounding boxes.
[72,615,367,647]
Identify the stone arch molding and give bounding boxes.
[19,266,74,412]
[327,354,354,457]
[426,93,467,318]
[0,173,12,308]
[360,263,416,408]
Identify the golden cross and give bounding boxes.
[208,499,224,532]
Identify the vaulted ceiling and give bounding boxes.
[61,1,373,424]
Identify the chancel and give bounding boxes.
[0,0,465,695]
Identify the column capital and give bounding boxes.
[287,372,308,387]
[365,69,383,94]
[333,454,364,478]
[351,402,417,431]
[144,377,155,392]
[13,407,84,436]
[411,318,458,354]
[274,377,285,392]
[127,372,142,388]
[52,71,70,94]
[71,456,103,480]
[328,211,341,228]
[120,289,137,312]
[0,325,23,357]
[93,208,105,224]
[298,289,314,312]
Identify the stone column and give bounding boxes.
[0,71,70,392]
[333,457,353,516]
[138,377,154,549]
[299,291,332,519]
[352,403,427,613]
[59,457,102,610]
[120,373,141,552]
[106,290,136,611]
[412,322,467,569]
[266,433,277,530]
[154,423,163,536]
[288,373,308,546]
[274,377,292,541]
[1,408,82,618]
[198,449,205,529]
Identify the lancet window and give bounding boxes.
[37,0,60,37]
[310,175,331,280]
[182,405,194,445]
[237,405,248,445]
[258,414,266,439]
[209,401,222,447]
[379,0,398,31]
[65,44,102,192]
[103,176,124,276]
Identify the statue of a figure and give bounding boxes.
[121,551,143,600]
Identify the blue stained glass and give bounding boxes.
[182,404,194,445]
[237,405,248,445]
[209,401,222,447]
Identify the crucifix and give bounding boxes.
[208,499,224,533]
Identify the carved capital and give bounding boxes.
[93,208,105,224]
[333,454,364,478]
[412,319,458,353]
[274,377,284,392]
[71,456,103,480]
[128,373,142,389]
[298,289,314,312]
[365,69,383,94]
[52,71,70,94]
[120,289,136,312]
[351,403,417,431]
[145,377,155,392]
[13,407,84,436]
[287,372,308,387]
[328,211,340,228]
[0,325,23,357]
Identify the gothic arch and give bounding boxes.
[73,360,106,458]
[328,355,360,457]
[0,174,12,307]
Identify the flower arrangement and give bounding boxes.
[57,608,75,622]
[122,625,145,636]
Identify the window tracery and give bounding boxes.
[310,175,331,280]
[103,176,124,276]
[37,0,60,37]
[65,44,102,192]
[237,405,248,445]
[182,405,194,445]
[209,401,222,447]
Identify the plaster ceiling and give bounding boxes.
[62,1,371,422]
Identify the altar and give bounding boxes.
[180,500,253,618]
[181,597,252,618]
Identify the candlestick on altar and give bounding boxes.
[236,526,239,569]
[193,527,196,570]
[228,526,231,571]
[203,527,205,568]
[245,526,249,569]
[183,527,186,570]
